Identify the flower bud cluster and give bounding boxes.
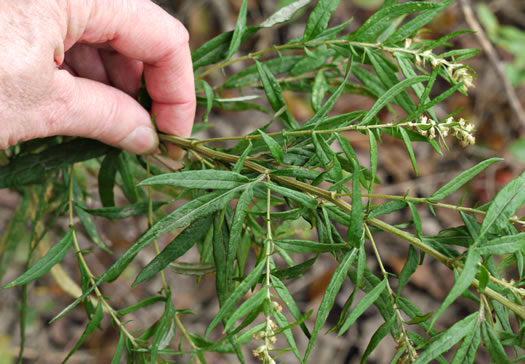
[408,116,476,146]
[406,39,475,92]
[252,318,279,362]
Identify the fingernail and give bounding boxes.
[120,126,159,154]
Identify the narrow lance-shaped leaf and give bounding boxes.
[304,0,342,41]
[431,248,481,327]
[271,275,311,338]
[360,75,429,126]
[311,70,328,112]
[117,151,139,203]
[226,0,248,61]
[338,278,388,335]
[430,158,502,201]
[261,0,312,28]
[450,319,481,364]
[4,230,74,288]
[224,286,267,332]
[150,293,176,364]
[139,170,251,190]
[76,201,167,220]
[361,314,396,364]
[264,182,318,210]
[304,248,358,361]
[397,245,418,296]
[348,158,364,247]
[475,233,525,256]
[98,149,120,207]
[258,129,284,164]
[206,258,265,337]
[481,321,512,364]
[413,312,478,364]
[133,215,214,286]
[399,126,419,175]
[227,185,254,276]
[74,203,112,254]
[111,331,126,364]
[477,171,525,241]
[61,302,104,364]
[274,239,347,253]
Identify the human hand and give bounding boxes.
[0,0,195,154]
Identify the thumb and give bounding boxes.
[49,69,158,154]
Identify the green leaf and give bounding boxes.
[133,215,214,286]
[338,278,388,335]
[451,320,481,364]
[475,233,525,255]
[360,74,429,126]
[481,321,512,364]
[117,296,166,317]
[351,2,441,42]
[368,200,408,219]
[76,201,166,220]
[348,158,364,247]
[261,0,312,28]
[4,230,74,288]
[258,129,284,164]
[478,171,525,240]
[139,170,251,190]
[398,245,418,296]
[198,80,214,123]
[361,314,396,364]
[312,132,343,182]
[0,139,113,189]
[368,132,378,193]
[431,249,481,327]
[305,63,352,126]
[61,302,104,364]
[311,70,328,112]
[98,150,120,207]
[272,257,316,280]
[117,152,139,203]
[151,294,176,364]
[305,248,358,361]
[255,61,299,129]
[111,331,126,364]
[103,186,249,283]
[224,286,267,332]
[226,0,248,61]
[264,182,318,209]
[399,124,419,175]
[227,185,254,278]
[430,158,502,201]
[206,258,265,336]
[304,0,342,41]
[271,275,311,338]
[74,203,112,254]
[413,312,478,364]
[274,239,346,253]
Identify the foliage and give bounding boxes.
[2,1,525,363]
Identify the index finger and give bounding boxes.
[76,0,196,137]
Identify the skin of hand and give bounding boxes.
[0,0,196,154]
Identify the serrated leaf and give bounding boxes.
[304,0,342,41]
[61,302,103,364]
[4,230,74,288]
[133,215,214,286]
[140,170,251,190]
[413,312,478,364]
[274,239,346,253]
[304,248,358,361]
[226,0,248,61]
[76,201,166,220]
[98,150,120,207]
[261,0,311,27]
[206,258,265,336]
[338,278,387,335]
[478,171,525,240]
[431,249,481,327]
[224,286,267,332]
[481,321,512,364]
[258,129,284,164]
[430,158,502,201]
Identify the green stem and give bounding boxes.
[159,134,525,321]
